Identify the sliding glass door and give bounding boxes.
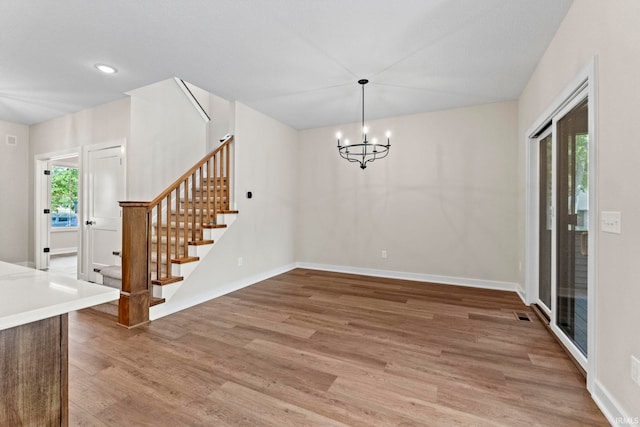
[556,98,589,356]
[536,95,589,361]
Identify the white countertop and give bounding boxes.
[0,261,120,331]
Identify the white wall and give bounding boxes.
[127,79,207,200]
[28,98,130,265]
[0,120,29,264]
[29,98,130,157]
[297,102,519,286]
[518,0,640,417]
[50,229,77,254]
[179,80,233,150]
[209,92,233,149]
[162,102,298,312]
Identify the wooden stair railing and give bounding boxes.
[118,136,234,328]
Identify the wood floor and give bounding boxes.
[68,269,608,426]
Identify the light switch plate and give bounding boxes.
[601,211,621,234]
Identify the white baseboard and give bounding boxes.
[149,263,297,320]
[592,380,635,426]
[295,262,519,293]
[50,248,77,256]
[516,287,528,306]
[150,262,523,319]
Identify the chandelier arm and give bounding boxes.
[345,157,361,164]
[338,148,362,164]
[369,150,383,162]
[376,150,390,160]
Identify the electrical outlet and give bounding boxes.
[632,355,640,386]
[238,257,243,267]
[381,250,387,259]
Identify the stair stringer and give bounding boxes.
[150,212,238,306]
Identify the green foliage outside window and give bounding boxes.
[51,166,78,227]
[575,133,589,192]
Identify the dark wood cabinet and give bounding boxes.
[0,314,68,426]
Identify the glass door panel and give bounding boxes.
[556,98,588,356]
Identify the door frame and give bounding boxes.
[524,57,597,391]
[34,148,82,272]
[82,139,127,282]
[533,127,553,317]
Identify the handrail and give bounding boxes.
[150,135,234,207]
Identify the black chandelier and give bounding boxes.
[336,79,391,169]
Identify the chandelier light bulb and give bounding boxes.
[344,139,350,145]
[362,126,368,134]
[336,131,342,139]
[372,138,378,144]
[386,131,391,138]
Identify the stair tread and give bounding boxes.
[171,256,199,264]
[202,224,227,229]
[152,276,184,286]
[189,240,214,246]
[151,254,196,264]
[97,265,121,280]
[150,297,166,306]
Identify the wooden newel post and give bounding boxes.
[118,202,151,328]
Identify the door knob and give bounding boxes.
[86,220,95,225]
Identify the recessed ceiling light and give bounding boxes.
[95,64,117,74]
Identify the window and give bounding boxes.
[51,166,78,228]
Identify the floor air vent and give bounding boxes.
[514,311,531,322]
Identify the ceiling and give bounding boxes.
[1,0,573,130]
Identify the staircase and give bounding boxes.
[149,209,237,303]
[115,135,237,328]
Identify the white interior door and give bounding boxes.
[87,146,124,282]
